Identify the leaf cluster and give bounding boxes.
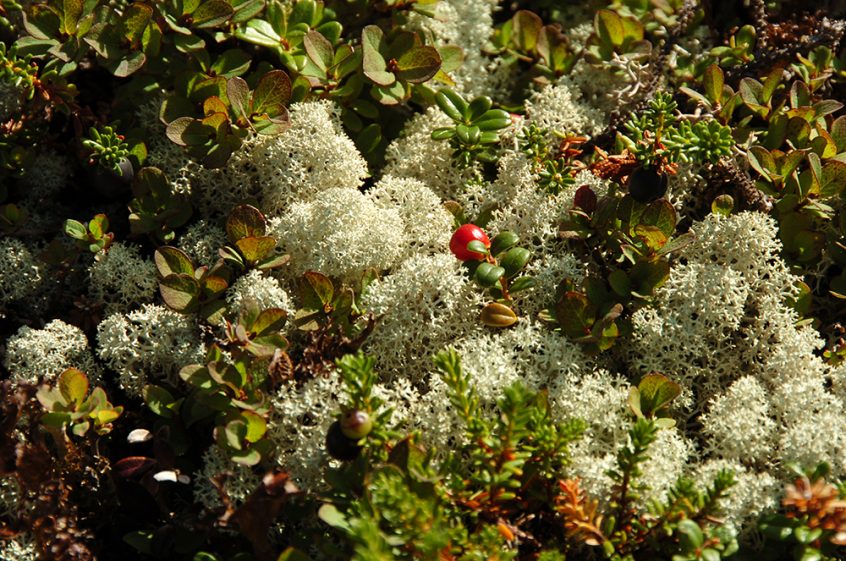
[37,367,123,438]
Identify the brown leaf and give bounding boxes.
[224,470,298,561]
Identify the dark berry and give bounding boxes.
[326,420,361,461]
[627,167,668,203]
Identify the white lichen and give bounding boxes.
[96,304,205,397]
[193,445,261,511]
[271,187,405,280]
[361,253,485,381]
[367,175,454,261]
[88,242,158,314]
[4,320,102,386]
[226,269,293,320]
[0,238,44,307]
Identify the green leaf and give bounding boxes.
[236,236,277,264]
[466,239,488,255]
[555,291,594,338]
[257,252,291,271]
[814,99,843,119]
[438,45,463,73]
[154,246,195,277]
[790,80,811,109]
[489,230,519,256]
[251,70,291,117]
[628,387,643,418]
[656,231,695,257]
[831,115,846,152]
[634,224,668,252]
[467,96,493,122]
[159,274,200,311]
[58,368,89,405]
[277,547,312,561]
[637,373,681,416]
[237,18,282,47]
[629,259,670,296]
[435,89,468,122]
[318,504,350,530]
[508,275,536,293]
[64,219,87,240]
[226,76,250,123]
[211,49,252,78]
[761,66,782,104]
[240,411,267,443]
[251,308,288,336]
[474,262,505,287]
[165,117,203,147]
[677,519,704,551]
[362,25,394,86]
[42,411,73,429]
[595,9,624,46]
[739,78,767,115]
[500,247,531,277]
[356,123,382,154]
[608,269,631,297]
[703,64,724,104]
[794,525,822,545]
[512,10,542,52]
[143,384,177,418]
[231,447,262,466]
[819,160,846,198]
[303,29,334,72]
[88,214,108,238]
[303,270,334,308]
[372,80,409,105]
[475,109,512,131]
[191,0,234,29]
[222,419,247,450]
[226,204,266,242]
[121,3,153,44]
[230,0,264,22]
[395,46,441,83]
[640,199,676,238]
[62,0,83,35]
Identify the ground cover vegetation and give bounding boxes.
[4,0,846,559]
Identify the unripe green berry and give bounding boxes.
[340,410,373,440]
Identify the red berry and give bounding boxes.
[450,224,491,261]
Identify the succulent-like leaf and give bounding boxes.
[474,262,505,287]
[500,247,531,277]
[435,89,468,122]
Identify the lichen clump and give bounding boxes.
[3,2,846,560]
